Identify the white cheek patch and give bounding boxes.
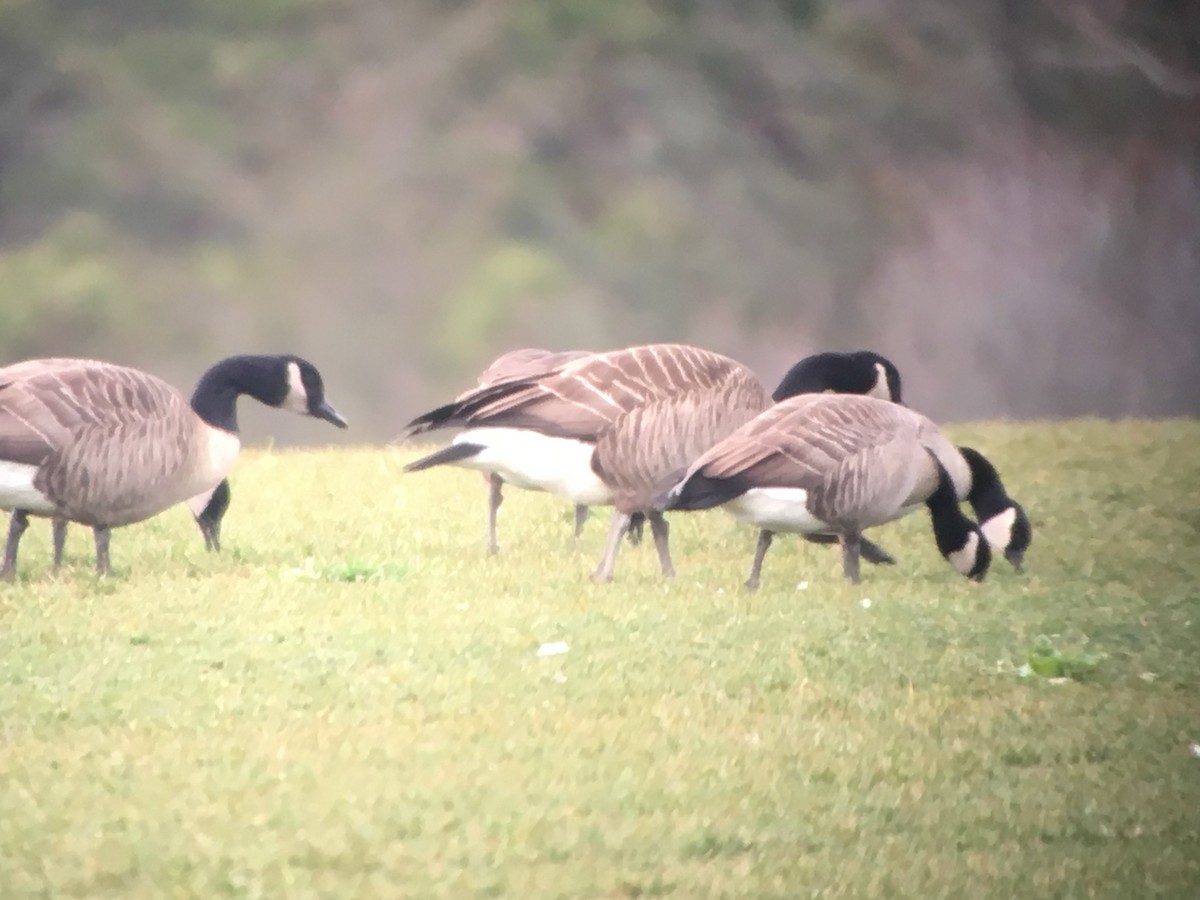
[980,507,1017,551]
[947,531,980,576]
[282,361,309,413]
[866,362,891,400]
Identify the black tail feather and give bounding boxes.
[664,472,746,512]
[405,443,484,473]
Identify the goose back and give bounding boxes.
[406,344,768,512]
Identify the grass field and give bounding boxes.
[1,418,1198,898]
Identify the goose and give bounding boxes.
[771,350,1031,571]
[664,393,992,588]
[402,343,769,582]
[0,354,346,580]
[0,359,233,572]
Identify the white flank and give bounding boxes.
[0,460,55,515]
[866,362,892,400]
[725,487,832,534]
[282,361,308,413]
[451,427,613,506]
[947,531,981,576]
[980,506,1017,551]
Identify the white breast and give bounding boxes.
[195,423,242,489]
[0,461,56,515]
[451,427,614,506]
[724,487,833,534]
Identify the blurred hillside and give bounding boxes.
[2,0,1198,442]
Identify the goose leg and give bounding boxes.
[573,505,588,541]
[52,517,68,572]
[2,510,30,582]
[647,511,674,577]
[840,532,862,584]
[93,526,112,578]
[486,474,503,555]
[627,512,644,547]
[591,511,632,583]
[805,533,895,565]
[745,529,774,592]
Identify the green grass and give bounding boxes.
[1,419,1198,898]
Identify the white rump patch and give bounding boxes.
[451,427,613,506]
[866,362,892,400]
[980,506,1017,551]
[282,361,308,413]
[725,487,832,534]
[0,460,55,515]
[947,531,981,576]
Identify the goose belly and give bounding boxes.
[453,427,613,506]
[0,461,56,515]
[724,488,834,534]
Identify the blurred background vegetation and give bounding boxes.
[2,0,1197,442]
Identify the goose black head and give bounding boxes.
[278,356,348,428]
[958,446,1030,571]
[772,350,902,404]
[191,355,348,432]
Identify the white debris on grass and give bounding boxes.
[860,597,871,608]
[1189,742,1200,758]
[537,641,569,657]
[282,557,319,580]
[796,581,809,591]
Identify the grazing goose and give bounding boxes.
[0,359,232,572]
[403,343,769,582]
[772,350,903,404]
[0,354,346,580]
[665,393,992,588]
[772,350,1031,571]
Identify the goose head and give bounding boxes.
[958,446,1031,571]
[191,355,348,432]
[772,350,902,404]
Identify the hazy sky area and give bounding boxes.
[2,1,1197,443]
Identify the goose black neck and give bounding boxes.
[959,446,1011,520]
[190,355,286,433]
[926,458,976,557]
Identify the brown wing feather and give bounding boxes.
[688,393,942,527]
[592,347,768,510]
[1,362,200,525]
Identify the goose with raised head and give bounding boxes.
[772,350,1031,571]
[403,343,769,582]
[0,358,233,572]
[665,393,992,588]
[0,354,346,580]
